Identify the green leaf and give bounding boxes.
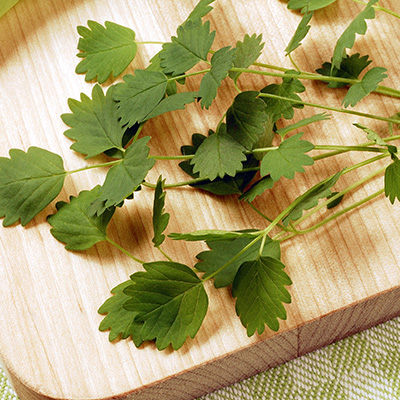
[75,21,137,83]
[89,137,155,215]
[196,236,281,288]
[260,71,306,122]
[260,133,314,181]
[169,230,256,242]
[124,261,208,350]
[61,85,125,158]
[113,70,168,127]
[282,170,343,226]
[199,46,237,109]
[145,91,198,120]
[188,0,215,20]
[285,11,313,56]
[332,0,378,70]
[152,176,170,247]
[0,147,66,226]
[191,132,246,180]
[316,53,372,88]
[160,18,215,76]
[287,0,337,12]
[229,33,265,81]
[276,113,330,139]
[353,123,388,147]
[239,175,274,203]
[0,0,19,17]
[342,67,387,107]
[226,91,269,150]
[385,157,400,204]
[47,186,115,250]
[98,280,144,346]
[232,256,292,336]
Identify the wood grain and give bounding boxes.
[0,1,399,399]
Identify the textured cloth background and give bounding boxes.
[1,317,399,400]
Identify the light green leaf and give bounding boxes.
[199,46,237,109]
[196,236,281,288]
[385,157,400,204]
[353,123,388,147]
[287,0,337,12]
[124,261,208,350]
[89,137,155,215]
[160,18,215,76]
[282,170,343,226]
[342,67,387,107]
[276,113,330,139]
[152,176,170,247]
[98,280,144,346]
[169,230,256,242]
[285,11,314,56]
[232,256,292,336]
[47,186,115,250]
[332,0,378,70]
[0,0,19,17]
[61,85,125,158]
[0,147,65,226]
[75,21,137,83]
[239,175,274,203]
[229,33,264,81]
[188,0,215,20]
[226,91,268,150]
[191,132,246,180]
[260,133,314,181]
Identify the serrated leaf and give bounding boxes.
[260,71,306,122]
[61,85,125,158]
[152,176,170,247]
[124,261,208,350]
[188,0,215,20]
[285,11,313,56]
[98,280,144,346]
[353,123,388,147]
[260,133,314,181]
[160,18,215,76]
[75,21,137,83]
[316,53,372,88]
[226,91,269,150]
[282,170,343,226]
[229,33,264,81]
[332,0,378,70]
[239,175,274,203]
[191,132,246,180]
[88,137,155,215]
[47,186,115,250]
[232,256,292,336]
[196,236,280,288]
[276,113,330,139]
[287,0,337,12]
[0,147,66,226]
[113,70,168,127]
[385,157,400,204]
[342,66,387,107]
[169,230,256,242]
[199,46,236,109]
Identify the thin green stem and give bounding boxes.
[247,202,290,232]
[288,53,301,72]
[351,0,400,19]
[167,69,210,82]
[157,246,174,262]
[106,237,145,264]
[66,159,121,175]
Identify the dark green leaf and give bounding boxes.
[47,186,115,250]
[326,192,345,209]
[98,280,144,346]
[76,21,137,83]
[61,85,125,158]
[146,51,179,95]
[226,91,268,150]
[287,0,337,12]
[229,33,264,81]
[260,133,314,181]
[196,236,280,288]
[113,70,168,127]
[239,175,274,203]
[342,67,387,107]
[199,46,236,109]
[385,157,400,204]
[232,256,292,336]
[276,113,330,139]
[0,147,65,226]
[152,176,170,247]
[169,230,256,242]
[285,12,313,56]
[124,261,208,350]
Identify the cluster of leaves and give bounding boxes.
[1,0,400,351]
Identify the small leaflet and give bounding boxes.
[285,11,314,56]
[384,157,400,204]
[287,0,337,13]
[152,176,170,247]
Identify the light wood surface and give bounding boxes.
[0,1,399,399]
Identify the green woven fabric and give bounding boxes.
[1,316,399,399]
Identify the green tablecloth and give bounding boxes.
[1,316,399,400]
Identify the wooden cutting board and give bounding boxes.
[0,1,399,399]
